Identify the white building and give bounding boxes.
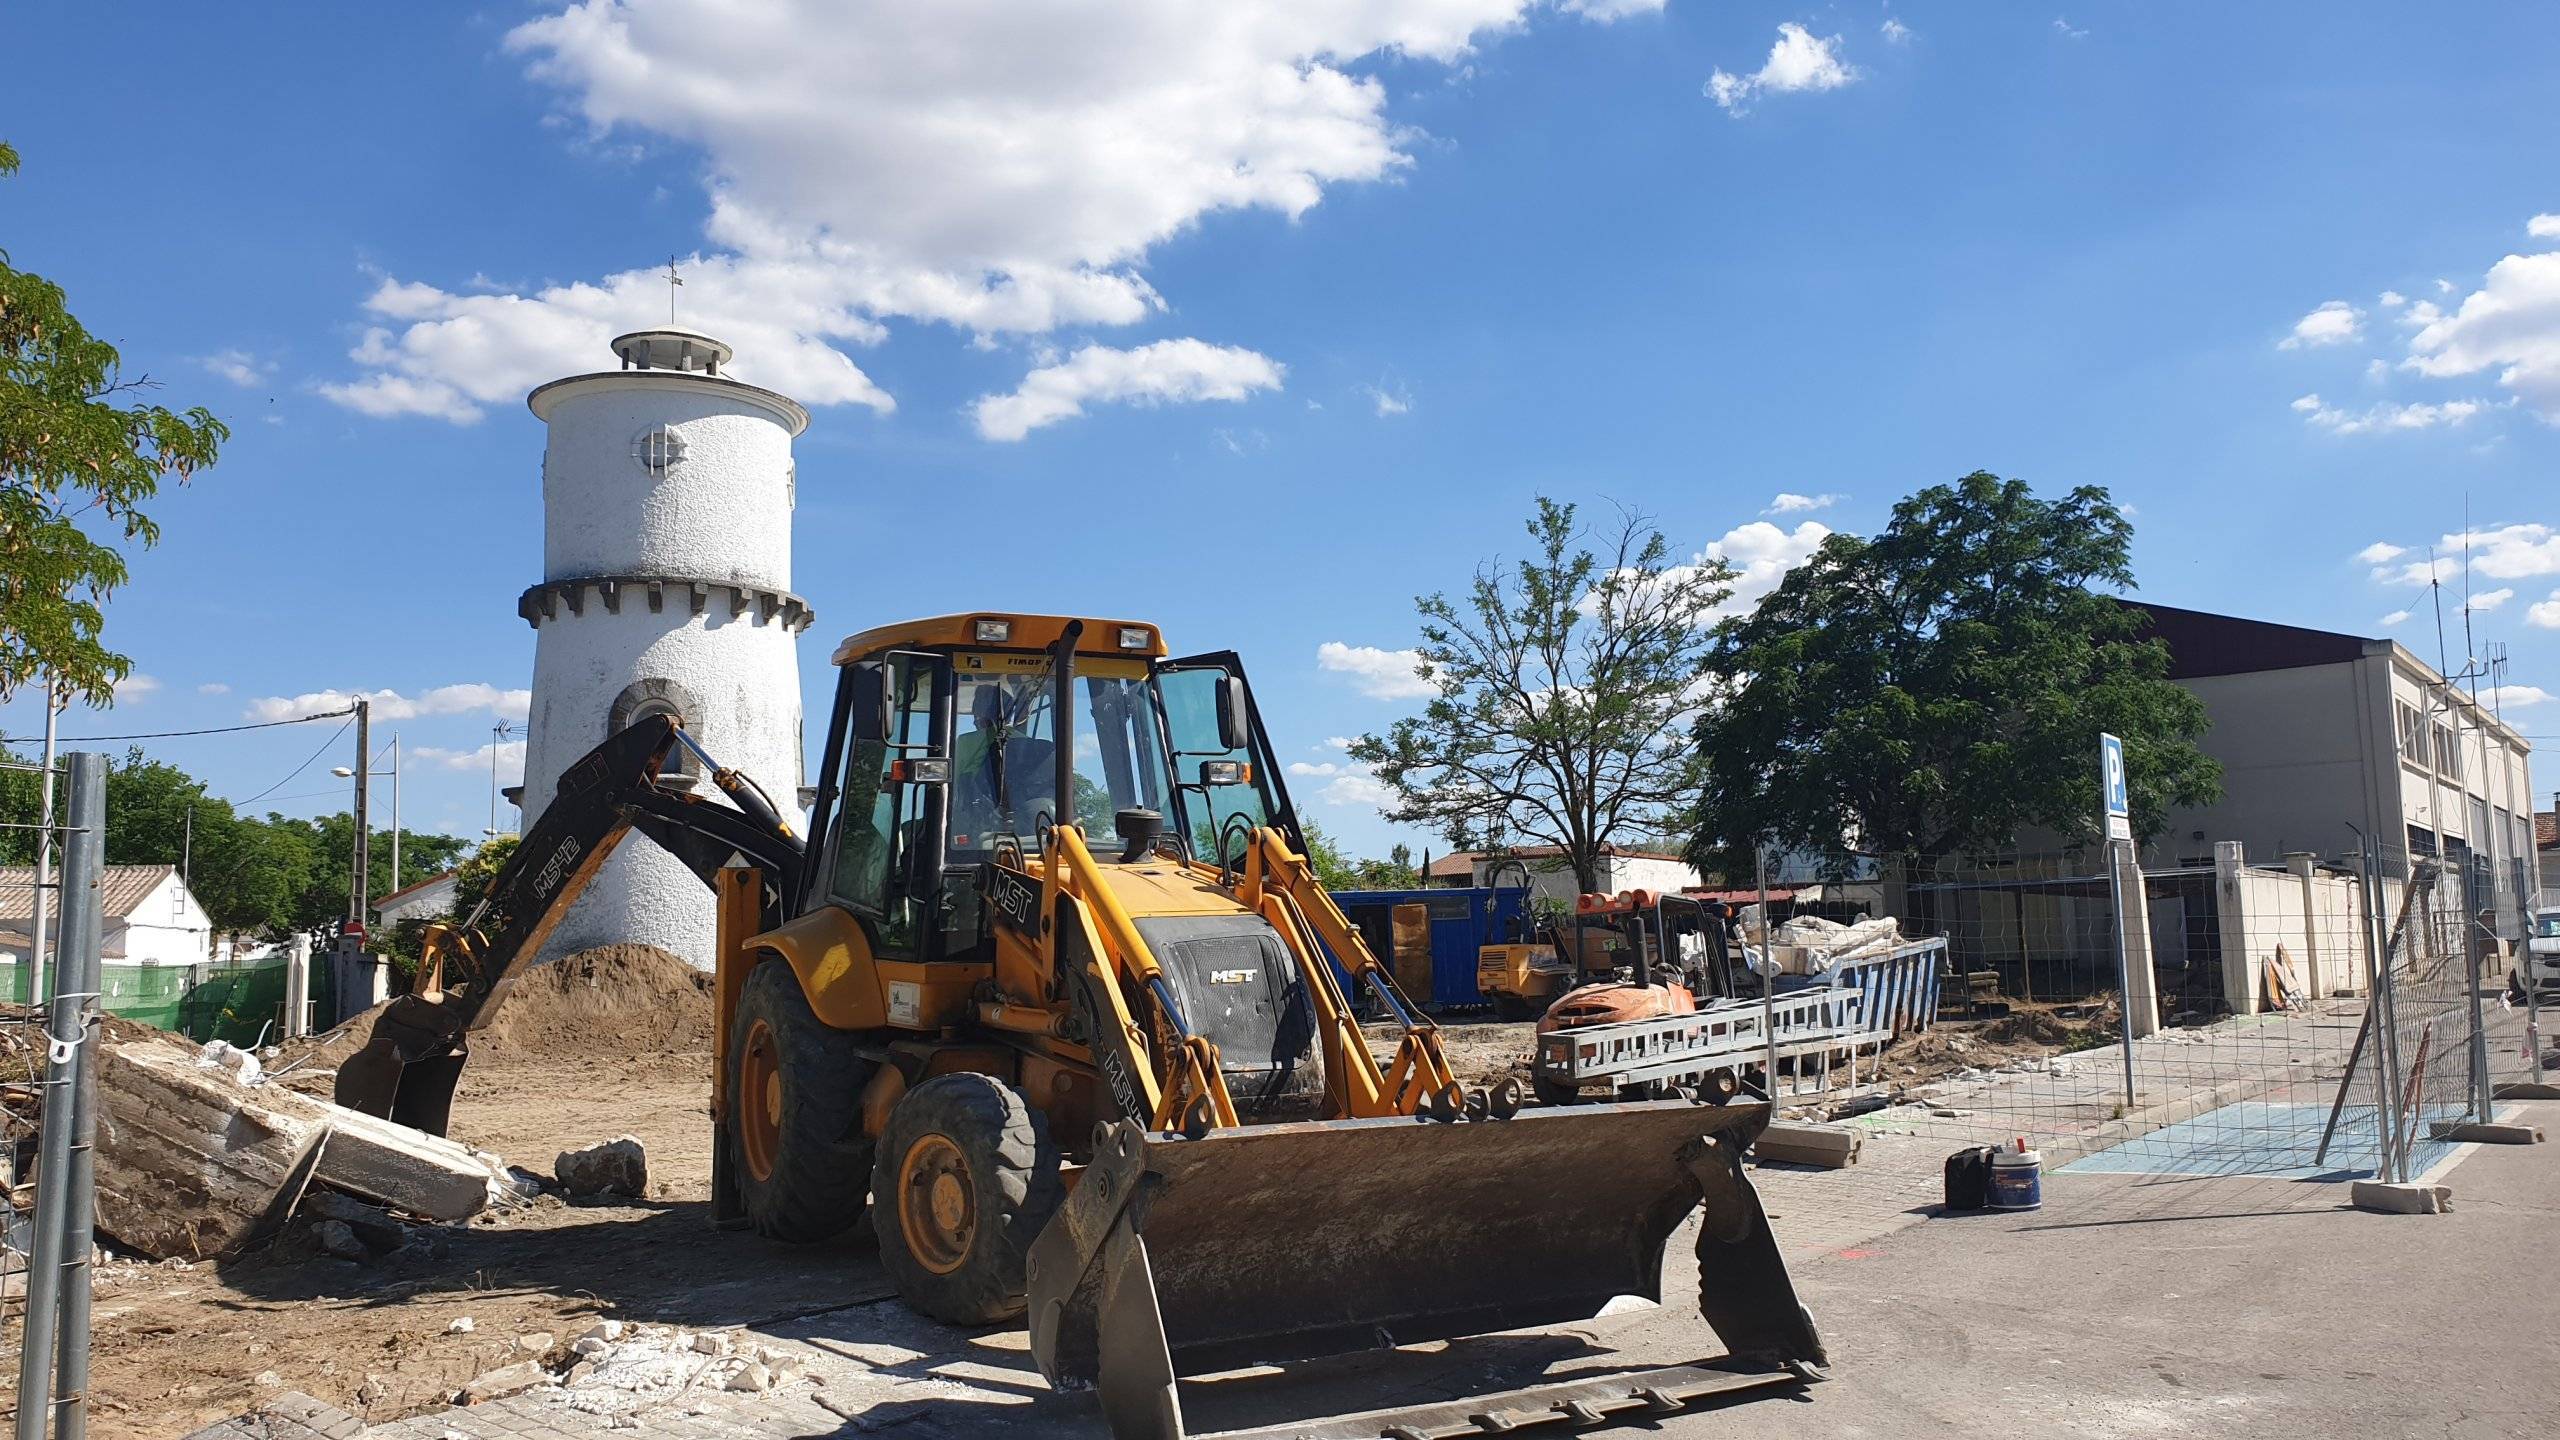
[374,869,461,932]
[1424,845,1704,907]
[0,864,213,969]
[2131,602,2539,924]
[515,328,815,967]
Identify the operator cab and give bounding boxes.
[806,612,1305,952]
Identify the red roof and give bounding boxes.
[2539,811,2558,850]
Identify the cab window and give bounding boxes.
[1157,664,1274,864]
[830,656,932,952]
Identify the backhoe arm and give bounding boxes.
[333,715,803,1134]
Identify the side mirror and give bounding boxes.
[1215,675,1252,752]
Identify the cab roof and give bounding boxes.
[830,613,1168,666]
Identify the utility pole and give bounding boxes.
[27,677,60,1004]
[388,732,401,897]
[349,696,371,944]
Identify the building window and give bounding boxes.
[609,677,705,788]
[2395,702,2429,765]
[2434,722,2461,780]
[632,424,688,479]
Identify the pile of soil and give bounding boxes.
[1879,998,2120,1088]
[471,943,716,1061]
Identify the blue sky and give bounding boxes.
[5,2,2558,863]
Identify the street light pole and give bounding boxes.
[488,719,519,836]
[389,732,401,897]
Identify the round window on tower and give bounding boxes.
[632,424,688,479]
[610,678,705,788]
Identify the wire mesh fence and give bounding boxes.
[1775,835,2545,1198]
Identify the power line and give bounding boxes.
[0,708,356,745]
[235,717,355,807]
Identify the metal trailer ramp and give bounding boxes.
[1541,938,1946,1098]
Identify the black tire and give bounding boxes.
[730,960,876,1243]
[1491,993,1538,1022]
[1531,1073,1582,1107]
[871,1072,1064,1326]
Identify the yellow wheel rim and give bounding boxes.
[897,1134,975,1276]
[740,1019,783,1183]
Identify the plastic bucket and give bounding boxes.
[1988,1145,2042,1210]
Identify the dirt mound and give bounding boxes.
[473,943,716,1061]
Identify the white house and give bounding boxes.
[375,869,461,932]
[0,864,213,969]
[1424,845,1704,907]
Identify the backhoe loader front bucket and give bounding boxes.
[1025,1096,1823,1440]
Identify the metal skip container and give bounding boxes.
[1025,1095,1827,1440]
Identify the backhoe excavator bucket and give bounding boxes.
[1026,1097,1823,1440]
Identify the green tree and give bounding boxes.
[1685,472,2222,877]
[1298,817,1359,891]
[448,833,519,914]
[1,142,227,705]
[1352,499,1733,893]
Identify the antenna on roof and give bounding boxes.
[664,255,684,325]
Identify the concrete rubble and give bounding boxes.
[555,1135,648,1197]
[91,1032,523,1261]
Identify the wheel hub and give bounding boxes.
[739,1019,782,1183]
[898,1134,975,1276]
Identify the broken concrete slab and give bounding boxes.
[2490,1080,2560,1100]
[96,1042,328,1260]
[1752,1121,1862,1168]
[300,1190,410,1252]
[554,1135,647,1198]
[314,1104,514,1221]
[2350,1179,2454,1214]
[455,1359,551,1405]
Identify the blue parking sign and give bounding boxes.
[2099,733,2131,841]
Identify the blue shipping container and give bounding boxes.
[1326,886,1533,1009]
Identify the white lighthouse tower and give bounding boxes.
[516,327,814,967]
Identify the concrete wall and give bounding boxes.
[111,871,213,968]
[2151,657,2395,869]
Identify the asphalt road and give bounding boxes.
[1652,1101,2560,1439]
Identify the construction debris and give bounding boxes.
[455,1360,550,1405]
[93,1029,521,1260]
[554,1135,647,1197]
[95,1041,327,1261]
[1751,1121,1863,1168]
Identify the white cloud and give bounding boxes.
[1362,382,1412,418]
[1557,0,1664,17]
[2053,17,2088,38]
[2483,684,2551,708]
[2292,393,2487,435]
[326,1,1628,426]
[413,740,528,780]
[248,684,533,723]
[2529,214,2560,240]
[2449,523,2560,580]
[1765,491,1840,514]
[2526,590,2560,629]
[1317,642,1435,701]
[2403,249,2560,420]
[196,682,230,696]
[1287,753,1397,810]
[972,339,1283,441]
[1700,519,1829,621]
[113,673,161,702]
[2278,300,2363,350]
[2379,290,2407,309]
[1880,17,1912,43]
[198,348,273,387]
[2355,542,2407,566]
[1706,23,1857,115]
[2378,609,2412,628]
[2464,587,2515,613]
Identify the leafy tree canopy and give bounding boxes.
[1,141,227,705]
[1685,472,2221,877]
[1353,498,1732,892]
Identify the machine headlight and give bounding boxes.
[1118,625,1151,650]
[974,618,1013,643]
[1200,760,1251,786]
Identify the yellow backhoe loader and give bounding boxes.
[335,613,1823,1440]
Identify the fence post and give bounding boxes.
[51,754,105,1440]
[13,753,105,1440]
[2212,841,2254,1016]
